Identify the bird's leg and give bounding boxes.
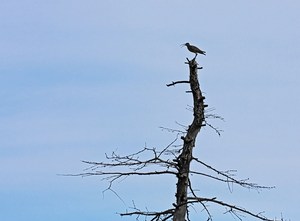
[194,53,198,59]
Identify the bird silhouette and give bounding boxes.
[182,43,206,57]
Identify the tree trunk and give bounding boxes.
[173,58,205,221]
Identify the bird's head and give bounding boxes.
[181,42,190,47]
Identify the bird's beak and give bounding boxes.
[180,44,185,47]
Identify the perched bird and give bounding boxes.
[182,42,206,57]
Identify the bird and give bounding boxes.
[181,43,206,57]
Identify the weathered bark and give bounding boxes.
[173,58,205,221]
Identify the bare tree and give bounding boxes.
[71,56,285,221]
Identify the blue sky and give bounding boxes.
[1,1,299,220]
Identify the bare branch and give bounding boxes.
[82,147,178,172]
[188,178,213,221]
[187,197,282,221]
[159,126,186,134]
[120,206,175,221]
[204,121,223,136]
[192,157,275,190]
[166,80,190,87]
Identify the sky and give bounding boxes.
[0,0,299,220]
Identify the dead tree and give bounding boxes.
[171,58,205,221]
[70,57,285,221]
